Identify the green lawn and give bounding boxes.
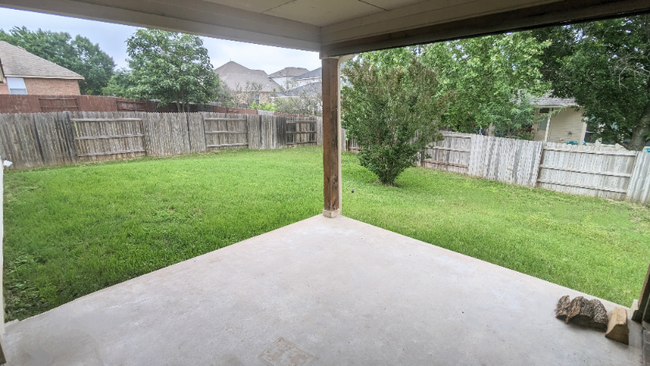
[4,146,650,320]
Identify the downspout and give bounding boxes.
[543,110,552,142]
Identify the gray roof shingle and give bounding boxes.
[0,41,83,79]
[294,67,321,80]
[534,94,576,107]
[276,82,321,98]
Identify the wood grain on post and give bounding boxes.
[605,307,629,344]
[632,262,650,322]
[322,57,341,217]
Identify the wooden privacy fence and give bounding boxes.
[0,112,322,169]
[422,133,472,175]
[468,135,543,187]
[345,132,650,205]
[71,113,147,159]
[537,143,637,201]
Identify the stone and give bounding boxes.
[605,307,629,345]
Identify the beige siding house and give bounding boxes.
[532,96,587,143]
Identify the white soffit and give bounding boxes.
[0,0,322,51]
[1,0,649,55]
[321,0,562,44]
[202,0,288,13]
[263,0,384,27]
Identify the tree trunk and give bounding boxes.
[627,101,650,151]
[176,102,182,112]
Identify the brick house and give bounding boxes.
[0,41,84,95]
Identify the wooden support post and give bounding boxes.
[632,262,650,322]
[322,57,342,218]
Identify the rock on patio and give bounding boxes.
[3,215,643,365]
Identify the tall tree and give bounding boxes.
[0,27,115,95]
[420,32,551,137]
[126,29,222,111]
[358,33,551,138]
[342,55,450,185]
[102,68,136,98]
[534,15,650,150]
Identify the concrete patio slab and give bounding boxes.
[3,215,643,365]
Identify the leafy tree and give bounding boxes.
[342,56,450,185]
[0,27,115,95]
[419,32,551,136]
[126,29,222,112]
[102,68,136,98]
[274,81,322,116]
[358,33,551,138]
[250,101,276,111]
[225,81,264,108]
[70,36,116,95]
[534,16,650,150]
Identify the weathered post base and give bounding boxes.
[322,209,342,218]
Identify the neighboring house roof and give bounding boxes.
[269,67,309,78]
[215,61,281,93]
[0,41,84,80]
[535,94,576,107]
[276,82,322,98]
[294,67,322,80]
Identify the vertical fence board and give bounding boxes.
[187,113,207,153]
[246,114,261,150]
[628,152,650,204]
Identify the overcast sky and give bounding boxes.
[0,7,322,74]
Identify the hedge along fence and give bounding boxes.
[345,132,650,205]
[0,112,322,169]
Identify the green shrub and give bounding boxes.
[341,56,450,185]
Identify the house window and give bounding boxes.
[7,77,27,95]
[539,107,550,114]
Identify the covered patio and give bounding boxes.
[1,0,649,364]
[3,215,644,365]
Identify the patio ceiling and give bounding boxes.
[1,0,649,57]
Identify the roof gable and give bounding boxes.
[215,61,282,93]
[0,41,84,80]
[269,67,309,78]
[535,94,577,107]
